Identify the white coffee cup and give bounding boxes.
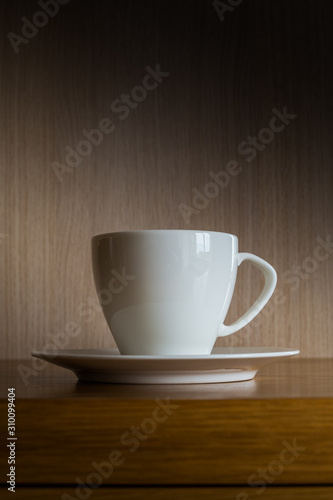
[92,230,277,355]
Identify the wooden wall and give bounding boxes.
[0,0,332,359]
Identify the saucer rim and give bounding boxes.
[31,347,300,361]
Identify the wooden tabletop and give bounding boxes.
[1,358,333,498]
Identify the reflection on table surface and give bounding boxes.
[1,358,333,400]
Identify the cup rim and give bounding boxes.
[91,230,238,241]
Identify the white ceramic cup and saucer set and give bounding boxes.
[33,230,300,384]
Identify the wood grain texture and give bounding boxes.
[0,0,332,358]
[2,487,333,500]
[0,398,331,485]
[1,360,333,490]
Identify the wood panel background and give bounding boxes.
[0,0,332,359]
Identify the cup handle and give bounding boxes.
[218,252,277,337]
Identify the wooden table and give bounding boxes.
[1,358,333,499]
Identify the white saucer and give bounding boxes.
[31,347,300,384]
